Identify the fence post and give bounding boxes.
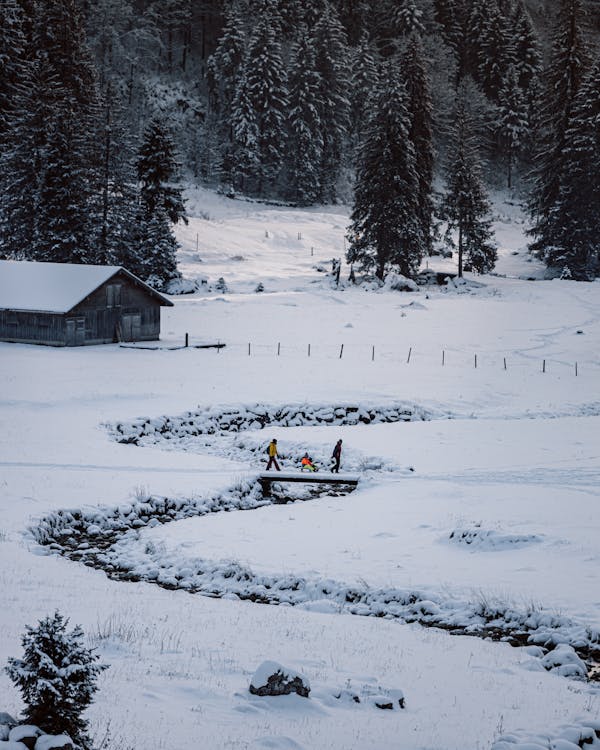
[311,247,314,256]
[407,347,412,364]
[442,350,445,366]
[503,357,507,370]
[185,332,189,348]
[308,343,311,357]
[542,359,546,373]
[575,361,578,376]
[372,345,375,362]
[339,344,344,359]
[474,354,477,369]
[298,231,302,240]
[248,343,251,356]
[277,342,281,356]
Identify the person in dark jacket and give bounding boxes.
[266,438,280,471]
[331,439,342,473]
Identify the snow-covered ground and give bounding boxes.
[1,188,599,750]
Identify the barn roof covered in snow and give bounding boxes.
[0,260,173,313]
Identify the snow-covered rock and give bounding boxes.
[540,644,588,679]
[383,272,418,292]
[34,735,72,750]
[249,661,310,698]
[0,716,17,743]
[8,726,42,750]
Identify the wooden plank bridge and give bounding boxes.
[258,471,359,497]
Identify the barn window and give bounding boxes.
[106,284,122,308]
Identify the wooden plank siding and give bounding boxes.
[0,269,167,346]
[0,309,66,346]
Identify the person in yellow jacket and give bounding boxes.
[266,438,281,471]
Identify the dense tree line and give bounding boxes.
[0,0,599,282]
[0,0,187,290]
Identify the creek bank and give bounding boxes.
[30,481,600,683]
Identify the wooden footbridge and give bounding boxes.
[258,471,359,497]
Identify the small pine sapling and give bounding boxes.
[6,611,108,749]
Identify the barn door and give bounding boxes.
[120,314,141,342]
[65,317,85,346]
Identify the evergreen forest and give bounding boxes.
[1,0,599,287]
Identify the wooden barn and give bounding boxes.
[0,260,173,346]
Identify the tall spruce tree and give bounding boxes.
[442,87,497,276]
[346,61,423,280]
[229,65,260,192]
[478,4,513,101]
[0,0,101,263]
[433,0,464,58]
[285,27,323,205]
[540,56,600,278]
[496,64,528,188]
[528,0,589,265]
[401,35,435,256]
[512,1,541,96]
[137,116,187,225]
[350,31,379,150]
[6,612,107,749]
[312,3,351,203]
[135,116,186,289]
[94,82,139,266]
[242,1,288,195]
[207,4,246,119]
[0,0,26,149]
[0,54,53,259]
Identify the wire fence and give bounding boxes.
[146,333,598,378]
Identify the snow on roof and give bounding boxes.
[0,260,171,313]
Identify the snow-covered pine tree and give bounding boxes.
[375,0,425,57]
[93,81,139,266]
[0,0,100,264]
[528,0,589,265]
[478,3,513,102]
[137,116,187,225]
[312,3,351,203]
[229,65,260,192]
[207,4,246,119]
[442,87,497,276]
[0,0,26,150]
[5,612,107,749]
[136,207,180,290]
[242,0,288,195]
[496,64,528,188]
[285,27,323,205]
[401,35,435,256]
[542,56,600,278]
[433,0,464,59]
[350,31,379,150]
[462,0,488,82]
[135,116,185,287]
[512,0,541,96]
[36,112,96,264]
[346,60,423,280]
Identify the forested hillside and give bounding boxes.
[0,0,599,284]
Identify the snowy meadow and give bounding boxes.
[1,189,600,750]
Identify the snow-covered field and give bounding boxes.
[1,188,600,750]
